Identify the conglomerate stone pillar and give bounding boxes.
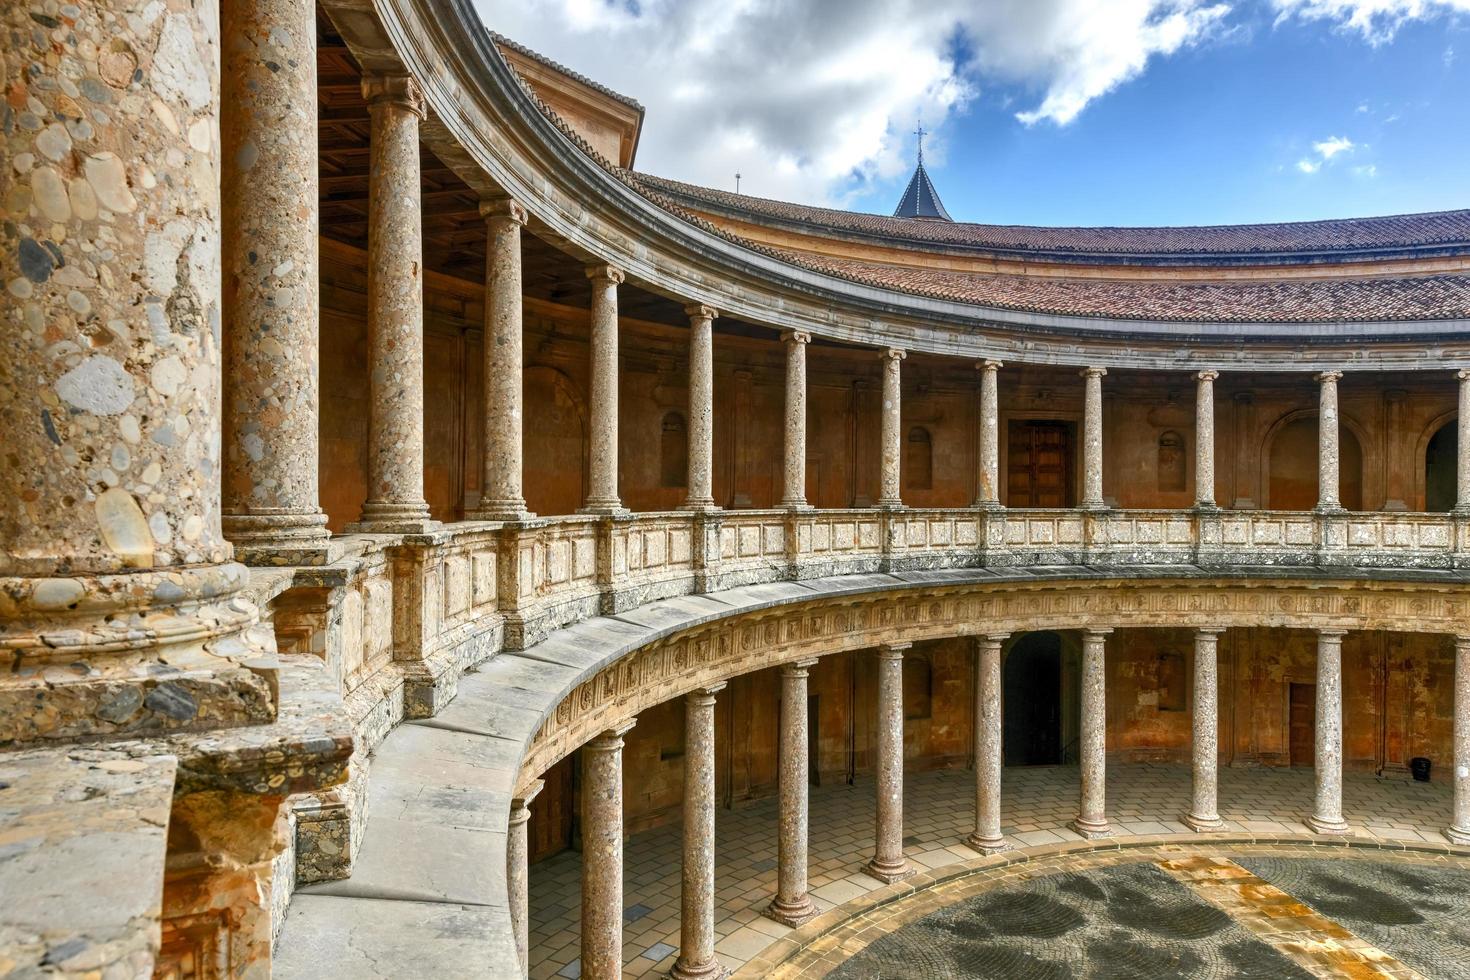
[975,361,1003,508]
[351,74,434,533]
[780,331,812,509]
[581,721,635,980]
[1447,636,1470,845]
[878,348,906,507]
[968,634,1010,854]
[1315,371,1344,513]
[866,643,913,882]
[1308,629,1350,834]
[1194,371,1219,509]
[766,658,819,926]
[507,780,543,977]
[471,197,532,521]
[583,264,626,514]
[1080,367,1107,508]
[672,684,726,980]
[1183,629,1226,831]
[220,0,332,562]
[1071,628,1113,838]
[682,305,719,511]
[1457,371,1470,512]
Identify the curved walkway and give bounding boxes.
[528,764,1456,979]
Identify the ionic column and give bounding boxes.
[1080,367,1107,508]
[582,265,627,514]
[352,74,434,533]
[581,720,635,980]
[878,348,906,508]
[1456,371,1470,512]
[471,198,532,521]
[1447,636,1470,845]
[1308,630,1350,835]
[1183,629,1226,831]
[1194,371,1219,510]
[1315,371,1344,513]
[780,331,812,509]
[682,305,719,511]
[975,361,1003,508]
[507,780,543,978]
[967,634,1010,854]
[672,684,726,980]
[765,658,819,926]
[220,0,331,561]
[1071,628,1113,838]
[866,643,912,882]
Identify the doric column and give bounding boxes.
[672,684,726,980]
[765,658,819,926]
[1071,628,1113,838]
[682,305,719,511]
[1315,371,1344,513]
[1080,367,1107,508]
[507,780,543,977]
[866,643,913,882]
[1194,371,1219,509]
[352,74,434,533]
[780,331,812,509]
[1447,637,1470,845]
[1183,629,1226,831]
[220,0,331,562]
[581,720,635,980]
[878,348,906,507]
[968,634,1010,854]
[1308,630,1350,834]
[975,361,1003,508]
[1457,371,1470,512]
[583,265,626,514]
[471,197,532,521]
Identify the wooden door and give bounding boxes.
[1289,683,1315,767]
[1007,421,1074,507]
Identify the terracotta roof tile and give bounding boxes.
[491,33,644,111]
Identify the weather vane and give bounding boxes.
[735,171,742,194]
[914,118,925,167]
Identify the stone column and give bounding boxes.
[352,74,434,533]
[1315,371,1344,513]
[583,265,626,514]
[508,780,543,977]
[765,658,819,926]
[470,198,532,521]
[1194,371,1219,510]
[220,0,331,562]
[1183,629,1226,831]
[1308,630,1350,834]
[975,361,1003,508]
[682,305,719,511]
[1457,371,1470,513]
[581,720,635,980]
[1447,637,1470,845]
[968,634,1010,854]
[1080,367,1107,509]
[878,348,906,508]
[1071,628,1113,838]
[780,331,812,509]
[866,643,913,882]
[672,684,726,980]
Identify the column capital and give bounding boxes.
[511,779,545,823]
[587,719,636,751]
[1195,627,1228,638]
[1315,370,1344,383]
[361,72,425,117]
[1458,369,1470,382]
[1082,627,1114,638]
[684,303,719,323]
[1317,628,1349,641]
[585,262,625,284]
[877,642,911,659]
[781,329,812,347]
[981,632,1010,645]
[687,682,727,706]
[782,657,819,677]
[977,359,1004,372]
[1455,635,1470,650]
[881,347,907,362]
[1080,366,1107,379]
[479,195,528,227]
[1196,370,1220,382]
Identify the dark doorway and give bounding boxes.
[1268,415,1364,511]
[1007,420,1075,507]
[1289,683,1315,767]
[531,751,575,862]
[1426,420,1458,512]
[1004,633,1064,766]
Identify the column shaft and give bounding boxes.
[976,361,1002,507]
[1308,630,1350,834]
[866,644,912,881]
[1081,368,1107,508]
[780,332,812,508]
[1194,371,1219,509]
[683,306,718,511]
[765,658,818,926]
[1316,371,1344,512]
[968,635,1009,853]
[1448,637,1470,845]
[581,722,634,980]
[878,349,905,507]
[583,265,625,513]
[1457,371,1470,511]
[673,685,726,980]
[473,198,531,520]
[508,781,543,978]
[1071,628,1112,838]
[1183,629,1225,831]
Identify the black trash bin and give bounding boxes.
[1410,757,1432,782]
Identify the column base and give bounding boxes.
[679,499,721,513]
[578,500,630,517]
[862,856,915,884]
[223,512,335,566]
[876,499,905,510]
[964,832,1011,856]
[972,500,1005,511]
[779,500,813,511]
[1181,811,1224,833]
[762,894,817,928]
[1443,826,1470,846]
[347,501,436,534]
[466,507,537,523]
[1068,817,1113,840]
[669,956,729,980]
[1306,814,1351,835]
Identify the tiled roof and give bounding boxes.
[490,33,644,111]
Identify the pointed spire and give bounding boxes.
[893,120,952,221]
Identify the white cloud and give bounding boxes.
[1313,135,1355,158]
[1271,0,1470,44]
[1295,134,1366,175]
[1353,163,1379,176]
[1297,158,1321,172]
[473,0,1232,206]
